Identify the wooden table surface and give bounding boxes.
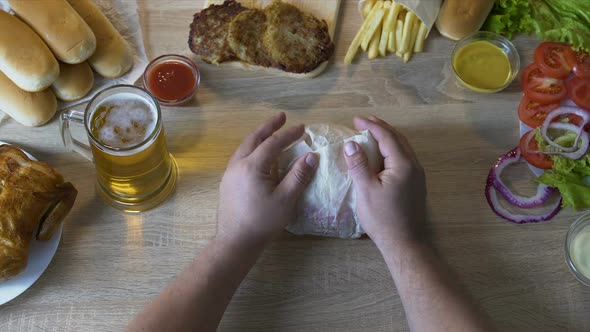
[1,0,590,331]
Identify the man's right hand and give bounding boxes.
[343,116,427,250]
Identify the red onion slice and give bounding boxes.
[541,106,590,152]
[485,180,562,224]
[489,148,556,208]
[547,122,589,159]
[528,122,590,160]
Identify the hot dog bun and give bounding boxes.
[9,0,97,64]
[67,0,133,78]
[435,0,495,41]
[51,62,94,102]
[0,71,57,127]
[0,11,59,92]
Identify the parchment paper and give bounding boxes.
[0,0,148,110]
[279,124,382,239]
[358,0,441,35]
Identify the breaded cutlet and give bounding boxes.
[262,1,334,73]
[188,0,246,64]
[227,9,271,67]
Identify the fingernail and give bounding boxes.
[345,142,358,156]
[305,153,318,167]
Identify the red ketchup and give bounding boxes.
[145,59,198,105]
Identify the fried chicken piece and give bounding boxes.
[188,0,246,64]
[262,1,334,73]
[227,9,271,67]
[0,145,77,281]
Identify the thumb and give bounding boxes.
[276,152,319,199]
[344,141,375,188]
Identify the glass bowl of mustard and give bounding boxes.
[451,31,520,93]
[566,212,590,287]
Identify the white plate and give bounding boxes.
[0,142,63,305]
[519,122,545,177]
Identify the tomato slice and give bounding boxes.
[567,77,590,110]
[519,130,553,170]
[517,96,560,128]
[534,42,573,79]
[521,64,567,104]
[566,113,590,132]
[564,47,590,80]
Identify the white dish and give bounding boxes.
[0,142,63,305]
[519,121,545,177]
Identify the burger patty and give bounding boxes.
[188,0,246,64]
[227,9,270,67]
[188,0,335,73]
[262,1,334,73]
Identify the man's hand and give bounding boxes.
[217,112,319,247]
[343,116,495,332]
[127,113,318,332]
[343,116,426,249]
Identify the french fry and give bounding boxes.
[387,31,395,53]
[348,1,428,65]
[368,21,382,59]
[414,21,428,53]
[378,1,391,57]
[403,18,420,63]
[384,2,399,53]
[345,32,363,64]
[383,2,402,35]
[395,20,404,57]
[399,11,416,54]
[345,2,384,64]
[360,1,385,51]
[362,0,376,18]
[402,52,410,63]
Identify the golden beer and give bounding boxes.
[89,93,176,210]
[61,85,177,212]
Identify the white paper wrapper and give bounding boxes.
[0,0,148,110]
[358,0,441,35]
[279,124,382,239]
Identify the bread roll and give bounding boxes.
[0,11,59,92]
[67,0,133,78]
[51,62,94,101]
[0,71,57,127]
[435,0,495,41]
[9,0,97,64]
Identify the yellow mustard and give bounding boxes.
[453,40,511,92]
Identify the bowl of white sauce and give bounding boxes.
[566,212,590,286]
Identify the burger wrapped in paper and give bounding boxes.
[279,124,382,239]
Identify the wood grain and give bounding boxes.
[1,0,590,331]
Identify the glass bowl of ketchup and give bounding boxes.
[143,54,200,106]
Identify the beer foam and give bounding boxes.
[93,93,157,149]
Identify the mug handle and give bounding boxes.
[60,110,93,161]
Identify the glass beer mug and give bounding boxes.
[60,85,177,212]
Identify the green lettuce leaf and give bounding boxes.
[483,0,535,38]
[536,172,590,210]
[534,128,590,209]
[532,0,590,51]
[483,0,590,52]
